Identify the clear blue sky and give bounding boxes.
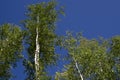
[0,0,120,80]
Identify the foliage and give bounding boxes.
[109,36,120,79]
[0,24,23,79]
[55,32,117,80]
[23,0,61,79]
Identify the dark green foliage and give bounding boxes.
[0,24,23,79]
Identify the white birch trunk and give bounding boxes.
[35,15,40,80]
[73,58,84,80]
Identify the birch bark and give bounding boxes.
[35,15,40,80]
[73,58,84,80]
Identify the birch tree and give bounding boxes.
[0,24,23,80]
[55,32,115,80]
[23,1,61,80]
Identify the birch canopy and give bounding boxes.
[23,1,60,80]
[55,32,116,80]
